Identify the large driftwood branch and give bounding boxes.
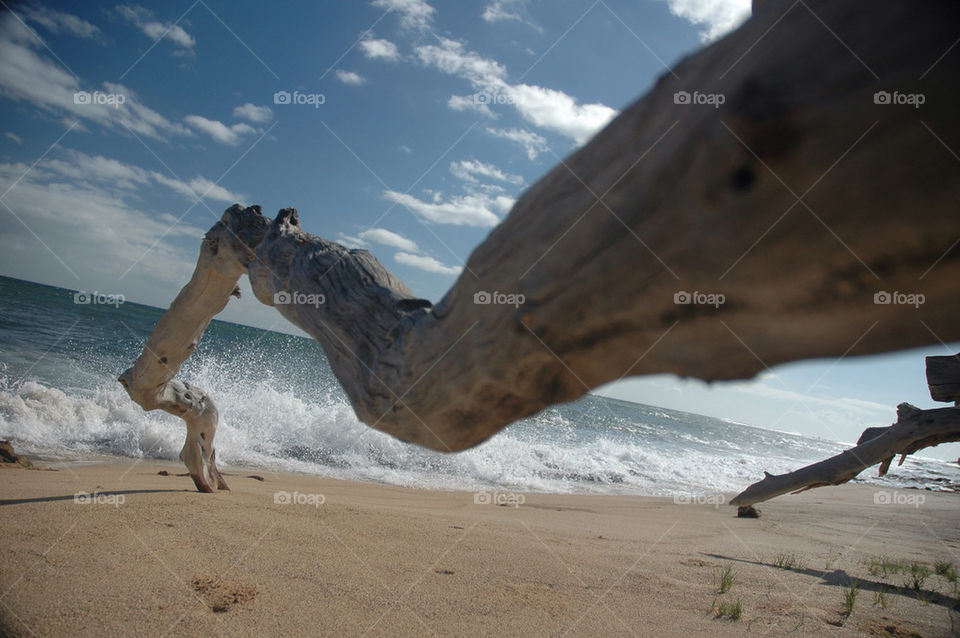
[730,404,960,506]
[122,0,960,486]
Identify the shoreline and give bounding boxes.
[2,461,958,637]
[11,448,960,497]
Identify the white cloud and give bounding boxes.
[184,114,255,145]
[447,94,495,118]
[398,144,412,154]
[359,36,400,61]
[394,252,461,275]
[372,0,436,31]
[731,379,892,417]
[42,149,151,189]
[417,37,507,87]
[482,1,522,23]
[34,147,244,203]
[450,160,522,185]
[486,127,548,160]
[416,38,616,145]
[384,190,509,227]
[152,175,245,203]
[4,131,21,144]
[359,228,419,252]
[118,5,195,51]
[232,103,273,123]
[0,156,209,291]
[661,0,751,42]
[337,233,369,249]
[19,5,102,39]
[502,83,616,145]
[335,70,367,86]
[345,225,461,276]
[481,0,541,31]
[0,17,190,142]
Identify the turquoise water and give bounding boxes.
[1,275,956,495]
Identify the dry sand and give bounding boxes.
[1,460,958,637]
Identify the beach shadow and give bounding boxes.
[703,553,960,612]
[0,489,188,506]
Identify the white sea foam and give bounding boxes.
[2,367,956,496]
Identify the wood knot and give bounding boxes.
[730,165,756,191]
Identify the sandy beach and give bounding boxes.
[0,460,957,637]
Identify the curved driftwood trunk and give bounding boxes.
[119,208,269,491]
[121,0,960,487]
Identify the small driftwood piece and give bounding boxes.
[121,0,960,489]
[730,404,960,506]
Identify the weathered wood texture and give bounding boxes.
[926,354,960,404]
[122,0,960,486]
[730,404,960,506]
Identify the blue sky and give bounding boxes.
[1,0,958,460]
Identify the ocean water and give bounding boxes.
[1,275,957,496]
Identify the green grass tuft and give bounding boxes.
[904,562,931,593]
[935,560,957,583]
[865,556,906,579]
[873,585,887,609]
[773,553,803,570]
[714,565,735,594]
[841,579,860,617]
[712,598,742,620]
